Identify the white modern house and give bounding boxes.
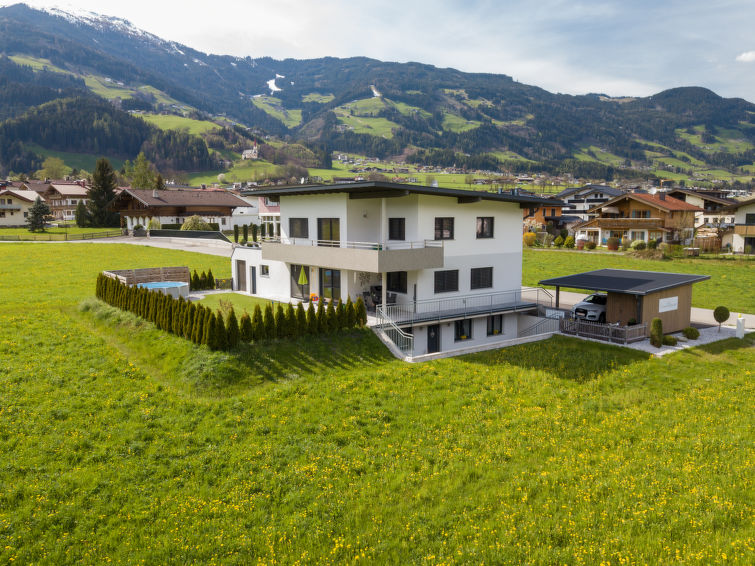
[231,182,563,360]
[555,184,624,222]
[230,195,260,228]
[725,197,755,253]
[0,189,39,226]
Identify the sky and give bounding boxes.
[10,0,755,101]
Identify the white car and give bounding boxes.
[571,293,607,323]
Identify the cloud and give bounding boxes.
[735,51,755,62]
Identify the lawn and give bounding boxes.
[139,113,221,135]
[523,249,755,314]
[1,243,753,564]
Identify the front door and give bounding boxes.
[236,260,246,291]
[427,324,440,354]
[250,266,257,295]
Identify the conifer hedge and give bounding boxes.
[96,273,365,349]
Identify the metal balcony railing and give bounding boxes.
[262,236,442,250]
[376,287,552,327]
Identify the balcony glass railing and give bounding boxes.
[263,236,443,250]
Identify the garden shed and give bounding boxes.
[539,269,710,335]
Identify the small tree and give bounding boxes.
[26,196,51,232]
[260,223,267,240]
[345,296,356,329]
[264,304,275,338]
[75,200,89,227]
[191,270,200,291]
[251,305,265,341]
[203,313,216,348]
[325,300,337,333]
[215,314,229,351]
[355,296,367,327]
[199,271,208,290]
[650,317,663,348]
[234,225,240,243]
[274,303,286,339]
[239,311,253,342]
[336,299,346,330]
[181,215,212,231]
[251,224,258,242]
[306,302,318,335]
[713,306,730,332]
[295,303,307,335]
[285,303,297,338]
[87,158,119,227]
[242,224,248,242]
[316,300,326,333]
[564,236,575,249]
[553,235,564,247]
[226,309,240,348]
[207,269,215,290]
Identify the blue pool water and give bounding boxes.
[138,281,187,289]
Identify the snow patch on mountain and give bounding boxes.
[267,78,282,93]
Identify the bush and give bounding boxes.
[191,270,200,291]
[233,225,239,243]
[251,224,258,242]
[355,296,367,327]
[264,304,275,338]
[564,236,575,249]
[662,335,678,346]
[631,240,647,251]
[226,309,240,348]
[523,232,537,247]
[207,269,215,290]
[713,306,730,332]
[325,300,337,333]
[647,238,658,250]
[239,312,253,342]
[252,305,265,341]
[345,297,356,328]
[620,238,631,251]
[295,303,307,335]
[682,326,700,340]
[306,302,318,335]
[585,240,596,250]
[242,224,248,242]
[181,215,212,231]
[148,218,161,230]
[650,317,663,347]
[553,235,564,247]
[199,271,208,290]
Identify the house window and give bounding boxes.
[264,197,279,206]
[745,213,755,225]
[388,217,405,240]
[631,210,650,219]
[487,315,503,336]
[470,267,493,290]
[454,319,472,342]
[23,212,28,218]
[704,217,710,224]
[434,217,454,240]
[630,231,645,241]
[319,268,341,300]
[260,265,270,277]
[476,217,494,239]
[289,218,309,238]
[221,218,227,226]
[290,264,310,299]
[434,270,459,293]
[317,218,340,246]
[387,271,407,294]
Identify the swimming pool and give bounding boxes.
[137,281,190,299]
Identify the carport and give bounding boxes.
[539,269,710,334]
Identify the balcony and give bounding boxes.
[589,217,666,230]
[376,287,551,327]
[734,224,755,236]
[260,237,444,272]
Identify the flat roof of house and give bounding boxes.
[539,268,710,295]
[246,181,564,207]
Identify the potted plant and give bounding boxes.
[606,236,620,251]
[132,224,146,237]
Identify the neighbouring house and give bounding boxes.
[230,195,260,229]
[0,189,39,226]
[42,182,89,223]
[666,188,738,229]
[555,184,624,222]
[231,181,563,360]
[256,194,280,237]
[522,199,569,233]
[109,188,249,230]
[574,192,702,245]
[724,197,755,253]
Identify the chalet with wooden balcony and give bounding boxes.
[110,188,249,230]
[574,192,702,245]
[42,182,89,222]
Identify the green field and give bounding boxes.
[0,227,121,240]
[187,159,281,186]
[252,96,303,128]
[139,113,221,135]
[1,243,753,563]
[523,249,755,314]
[442,111,481,133]
[302,93,335,103]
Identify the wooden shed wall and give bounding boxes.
[641,285,693,334]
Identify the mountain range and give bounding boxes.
[1,2,754,184]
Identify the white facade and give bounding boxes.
[231,187,553,358]
[732,201,755,253]
[231,196,260,228]
[0,190,37,226]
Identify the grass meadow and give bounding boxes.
[1,243,753,564]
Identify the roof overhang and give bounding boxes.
[244,181,564,207]
[539,268,710,295]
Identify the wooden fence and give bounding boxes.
[102,266,191,285]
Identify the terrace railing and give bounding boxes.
[377,287,552,327]
[263,236,442,251]
[559,317,648,344]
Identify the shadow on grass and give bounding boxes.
[462,334,651,382]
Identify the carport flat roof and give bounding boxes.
[539,269,710,295]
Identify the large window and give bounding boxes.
[476,217,494,239]
[290,264,310,300]
[454,319,472,342]
[317,218,340,246]
[289,218,309,239]
[387,271,407,294]
[434,270,459,293]
[487,315,503,336]
[388,217,405,240]
[319,268,341,300]
[746,213,755,225]
[470,267,493,290]
[434,217,454,240]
